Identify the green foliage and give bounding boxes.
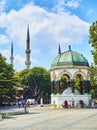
[0,54,15,86]
[0,54,16,104]
[19,67,51,99]
[90,64,97,98]
[28,67,50,92]
[89,21,97,64]
[60,76,67,93]
[19,68,30,87]
[74,77,80,91]
[14,72,21,86]
[90,64,97,86]
[90,89,95,99]
[88,21,97,98]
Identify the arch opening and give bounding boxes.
[60,74,70,93]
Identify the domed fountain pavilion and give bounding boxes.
[50,45,91,108]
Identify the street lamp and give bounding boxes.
[24,86,28,113]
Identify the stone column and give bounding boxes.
[87,80,91,94]
[64,81,68,88]
[67,81,70,87]
[80,81,83,95]
[84,80,88,94]
[56,80,60,93]
[51,81,54,93]
[70,79,75,93]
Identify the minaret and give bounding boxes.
[25,25,31,68]
[69,45,71,51]
[58,43,61,54]
[10,41,14,66]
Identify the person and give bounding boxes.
[22,101,25,107]
[18,101,21,107]
[92,100,95,108]
[80,100,84,108]
[26,101,30,107]
[64,100,68,108]
[68,100,71,108]
[71,98,75,108]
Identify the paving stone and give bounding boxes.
[0,106,97,130]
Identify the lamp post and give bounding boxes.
[24,86,28,113]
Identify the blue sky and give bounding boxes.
[0,0,97,71]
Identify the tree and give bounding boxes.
[89,21,97,64]
[90,64,97,98]
[19,68,30,87]
[19,67,51,102]
[28,67,51,101]
[14,71,22,87]
[89,21,97,98]
[0,54,16,104]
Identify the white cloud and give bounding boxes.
[0,0,6,14]
[32,58,40,65]
[14,54,26,71]
[0,49,25,70]
[0,34,10,44]
[1,49,10,56]
[14,54,40,71]
[14,54,25,66]
[48,13,89,45]
[52,0,81,13]
[0,49,10,63]
[52,0,66,13]
[65,0,81,8]
[0,2,90,70]
[0,3,89,44]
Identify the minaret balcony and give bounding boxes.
[25,60,31,65]
[25,49,31,53]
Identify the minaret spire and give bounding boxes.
[27,24,30,48]
[58,43,61,54]
[10,41,14,66]
[25,25,31,68]
[69,45,71,51]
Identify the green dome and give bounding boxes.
[51,47,89,68]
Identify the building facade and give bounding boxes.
[50,45,91,108]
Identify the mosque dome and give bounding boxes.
[51,45,89,68]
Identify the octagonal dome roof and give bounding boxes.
[51,46,89,68]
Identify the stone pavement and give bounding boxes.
[0,105,97,130]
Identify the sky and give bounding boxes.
[0,0,97,71]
